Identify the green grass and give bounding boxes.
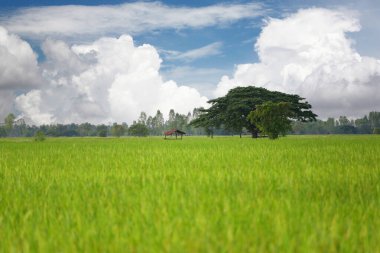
[0,135,379,252]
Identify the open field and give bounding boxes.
[0,135,379,252]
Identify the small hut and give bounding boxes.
[164,129,186,139]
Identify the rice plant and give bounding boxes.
[0,135,379,252]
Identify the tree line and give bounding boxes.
[0,109,208,138]
[291,112,380,135]
[1,86,380,138]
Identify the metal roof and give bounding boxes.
[164,129,186,135]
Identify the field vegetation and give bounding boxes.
[1,136,379,252]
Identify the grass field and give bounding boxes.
[0,135,379,252]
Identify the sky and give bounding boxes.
[0,0,380,125]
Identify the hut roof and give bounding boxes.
[164,129,186,135]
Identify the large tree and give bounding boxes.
[191,86,316,138]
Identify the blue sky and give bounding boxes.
[0,0,380,124]
[0,0,267,96]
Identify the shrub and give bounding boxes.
[373,127,380,134]
[34,131,46,141]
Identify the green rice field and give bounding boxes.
[1,136,379,252]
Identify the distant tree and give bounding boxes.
[34,130,46,141]
[185,112,192,134]
[4,113,15,128]
[334,125,357,134]
[325,118,335,133]
[355,116,372,134]
[122,122,128,132]
[369,111,380,129]
[4,113,15,135]
[138,112,147,125]
[373,127,380,134]
[146,116,154,134]
[289,111,380,135]
[152,110,164,135]
[337,116,350,126]
[292,119,332,135]
[174,113,187,130]
[191,108,206,135]
[191,86,316,138]
[63,123,80,137]
[167,109,176,129]
[11,119,27,137]
[0,127,6,137]
[128,122,149,137]
[78,123,95,136]
[97,125,108,137]
[111,123,126,137]
[248,101,293,139]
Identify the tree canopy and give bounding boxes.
[190,86,317,137]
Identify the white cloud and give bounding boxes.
[15,35,208,125]
[214,8,380,118]
[0,90,15,121]
[0,2,263,40]
[0,26,41,89]
[41,39,89,76]
[162,66,229,98]
[165,42,223,62]
[15,90,55,125]
[0,26,42,120]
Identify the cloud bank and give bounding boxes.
[0,2,263,39]
[215,8,380,118]
[0,26,208,124]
